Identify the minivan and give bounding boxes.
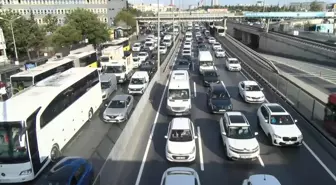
[100,73,117,100]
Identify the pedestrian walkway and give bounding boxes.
[259,53,336,85]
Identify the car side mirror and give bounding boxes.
[164,135,168,139]
[222,132,226,136]
[294,119,298,123]
[265,119,268,123]
[194,136,198,139]
[260,87,264,91]
[254,132,258,136]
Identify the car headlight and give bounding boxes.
[227,104,232,109]
[190,147,196,154]
[273,134,282,139]
[298,134,303,140]
[20,169,32,175]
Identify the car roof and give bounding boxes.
[248,174,281,185]
[171,118,191,130]
[112,94,130,101]
[243,80,258,86]
[164,167,197,185]
[210,83,225,91]
[263,103,288,114]
[226,112,249,126]
[46,157,85,183]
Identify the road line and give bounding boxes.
[192,63,195,71]
[257,155,265,167]
[193,82,197,97]
[222,37,336,181]
[197,126,204,171]
[135,59,176,185]
[303,142,336,182]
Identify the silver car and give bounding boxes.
[103,94,134,123]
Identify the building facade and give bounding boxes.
[0,0,127,26]
[132,3,169,13]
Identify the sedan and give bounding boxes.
[138,52,149,63]
[238,81,265,103]
[215,48,225,58]
[103,94,134,123]
[174,59,190,71]
[203,70,220,86]
[132,42,142,51]
[160,45,168,54]
[182,49,192,57]
[208,37,216,44]
[35,156,94,185]
[207,83,233,113]
[212,42,222,50]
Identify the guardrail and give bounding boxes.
[92,33,181,185]
[215,33,336,148]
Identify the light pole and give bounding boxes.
[0,16,21,63]
[157,0,161,79]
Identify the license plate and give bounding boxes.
[176,113,182,116]
[177,157,186,160]
[111,120,116,123]
[240,155,251,159]
[219,109,226,112]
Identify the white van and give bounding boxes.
[198,51,214,74]
[128,71,150,94]
[166,70,191,116]
[100,73,117,100]
[163,35,173,47]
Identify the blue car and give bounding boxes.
[35,156,94,185]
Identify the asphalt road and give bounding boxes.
[131,37,336,185]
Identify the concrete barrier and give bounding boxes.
[92,33,181,184]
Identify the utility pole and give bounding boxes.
[157,0,161,79]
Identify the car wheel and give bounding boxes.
[88,108,93,121]
[50,145,61,162]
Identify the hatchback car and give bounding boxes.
[212,42,222,50]
[220,112,260,160]
[35,157,94,185]
[207,83,233,113]
[165,117,197,162]
[138,52,149,63]
[174,59,190,71]
[103,94,134,123]
[225,58,241,71]
[160,167,201,185]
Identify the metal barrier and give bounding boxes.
[216,34,336,147]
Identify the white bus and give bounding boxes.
[0,67,102,183]
[215,26,225,36]
[10,57,74,95]
[166,70,191,116]
[66,50,99,68]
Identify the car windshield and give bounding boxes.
[217,49,224,52]
[139,53,147,56]
[133,44,140,47]
[214,43,220,46]
[109,100,126,108]
[131,78,145,84]
[204,71,217,77]
[245,85,260,91]
[228,126,254,139]
[178,61,189,66]
[229,60,239,64]
[200,61,214,66]
[163,39,170,43]
[212,90,229,99]
[133,58,139,62]
[169,129,193,142]
[199,45,207,51]
[183,50,190,54]
[145,43,153,47]
[186,35,192,38]
[168,89,190,100]
[185,43,191,45]
[101,81,110,89]
[100,56,109,62]
[105,66,124,73]
[270,115,294,125]
[0,122,29,163]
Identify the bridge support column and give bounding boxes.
[136,20,139,35]
[242,32,251,45]
[223,18,227,36]
[265,19,270,33]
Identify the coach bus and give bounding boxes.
[67,50,99,68]
[0,67,102,183]
[10,58,74,95]
[215,26,225,36]
[325,93,336,137]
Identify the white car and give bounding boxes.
[165,117,197,162]
[160,45,168,54]
[138,52,149,63]
[132,57,141,68]
[226,58,241,71]
[219,112,260,160]
[195,32,202,37]
[147,34,157,41]
[160,167,201,185]
[238,81,265,103]
[215,48,225,58]
[183,42,192,49]
[257,103,303,146]
[132,42,141,51]
[243,174,281,185]
[182,49,192,57]
[185,35,192,42]
[212,42,222,50]
[144,41,155,51]
[208,37,216,44]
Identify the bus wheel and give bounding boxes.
[50,145,61,162]
[88,108,93,121]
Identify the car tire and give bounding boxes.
[50,145,61,162]
[88,108,93,121]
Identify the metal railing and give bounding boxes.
[216,33,336,146]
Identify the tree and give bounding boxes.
[43,14,58,33]
[114,9,138,32]
[65,8,109,45]
[310,1,323,11]
[51,24,82,49]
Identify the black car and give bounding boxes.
[203,70,220,86]
[174,59,190,71]
[197,37,204,44]
[139,61,157,78]
[181,55,192,62]
[207,84,233,114]
[198,44,208,52]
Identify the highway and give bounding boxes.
[259,53,336,94]
[128,35,336,185]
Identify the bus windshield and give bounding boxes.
[11,76,33,94]
[0,122,29,163]
[217,29,224,33]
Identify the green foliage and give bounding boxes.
[51,24,82,48]
[310,1,323,11]
[43,14,58,33]
[64,8,109,45]
[114,7,145,32]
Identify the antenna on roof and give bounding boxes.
[263,174,266,180]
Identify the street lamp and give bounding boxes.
[0,16,21,64]
[157,0,161,79]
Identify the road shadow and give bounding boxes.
[149,81,166,114]
[193,92,210,114]
[151,121,170,160]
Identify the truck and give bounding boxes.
[100,45,134,83]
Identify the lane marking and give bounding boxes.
[257,155,265,167]
[222,38,336,181]
[197,126,204,171]
[193,82,197,97]
[135,58,176,185]
[192,62,195,71]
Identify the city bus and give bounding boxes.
[215,26,225,36]
[67,50,99,68]
[23,57,49,70]
[0,67,102,183]
[324,93,336,137]
[10,57,74,95]
[100,37,131,52]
